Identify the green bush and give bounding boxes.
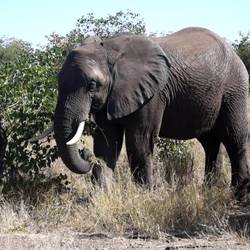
[67,10,146,43]
[155,138,194,184]
[232,32,250,76]
[0,45,66,194]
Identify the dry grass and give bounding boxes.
[0,179,232,237]
[0,139,239,239]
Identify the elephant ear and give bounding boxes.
[104,35,170,120]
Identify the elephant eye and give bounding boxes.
[88,80,97,92]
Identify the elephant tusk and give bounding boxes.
[66,121,85,145]
[29,126,54,142]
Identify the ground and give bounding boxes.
[0,232,249,249]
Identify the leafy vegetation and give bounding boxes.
[0,38,32,63]
[0,43,64,194]
[67,10,146,43]
[233,32,250,76]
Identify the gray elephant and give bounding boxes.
[46,27,249,198]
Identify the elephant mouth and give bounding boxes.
[90,99,104,113]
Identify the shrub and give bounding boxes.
[232,32,250,76]
[0,44,66,194]
[155,138,194,184]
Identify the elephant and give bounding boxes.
[45,27,250,198]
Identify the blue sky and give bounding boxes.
[1,0,249,47]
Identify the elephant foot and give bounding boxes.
[235,179,250,205]
[91,160,113,192]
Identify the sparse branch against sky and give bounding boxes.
[0,0,249,46]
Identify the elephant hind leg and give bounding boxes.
[198,134,223,184]
[218,97,250,190]
[222,132,250,202]
[221,131,249,187]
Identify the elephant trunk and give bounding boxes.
[54,107,91,174]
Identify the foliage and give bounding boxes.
[0,38,32,63]
[67,10,146,44]
[156,138,194,184]
[157,138,190,162]
[0,42,67,193]
[232,32,250,76]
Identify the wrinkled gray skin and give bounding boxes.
[54,27,250,198]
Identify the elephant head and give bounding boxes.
[54,34,169,174]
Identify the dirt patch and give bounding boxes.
[0,233,249,250]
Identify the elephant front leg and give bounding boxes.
[125,129,155,188]
[92,124,124,190]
